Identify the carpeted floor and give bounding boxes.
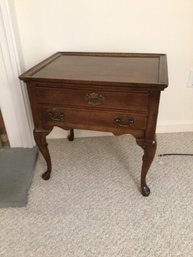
[0,133,193,257]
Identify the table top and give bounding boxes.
[19,52,168,89]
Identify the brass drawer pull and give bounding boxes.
[84,92,105,106]
[47,108,64,121]
[115,116,134,127]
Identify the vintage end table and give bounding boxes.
[19,52,168,196]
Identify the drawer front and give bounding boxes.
[35,86,149,112]
[39,106,147,131]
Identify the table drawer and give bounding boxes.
[39,106,147,131]
[35,86,149,112]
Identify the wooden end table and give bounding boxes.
[20,52,168,196]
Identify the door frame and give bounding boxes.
[0,0,34,147]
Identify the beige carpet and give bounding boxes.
[0,133,193,257]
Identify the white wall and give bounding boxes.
[10,0,193,137]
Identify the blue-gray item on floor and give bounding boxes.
[0,147,38,208]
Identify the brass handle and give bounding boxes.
[114,116,134,127]
[84,92,105,106]
[48,108,64,121]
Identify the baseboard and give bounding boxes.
[157,121,193,133]
[47,122,193,139]
[47,127,112,139]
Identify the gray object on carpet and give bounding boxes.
[0,147,38,208]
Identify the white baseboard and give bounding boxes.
[47,127,112,139]
[47,121,193,139]
[157,121,193,133]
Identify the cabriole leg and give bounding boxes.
[136,138,157,197]
[33,129,52,180]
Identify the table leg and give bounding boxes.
[33,129,52,180]
[68,129,74,141]
[136,138,157,196]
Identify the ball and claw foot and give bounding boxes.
[41,170,51,180]
[141,185,151,197]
